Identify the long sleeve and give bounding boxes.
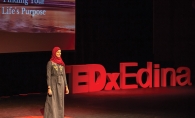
[63,67,68,86]
[47,61,52,86]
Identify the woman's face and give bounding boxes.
[56,50,61,58]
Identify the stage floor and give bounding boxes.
[0,86,195,118]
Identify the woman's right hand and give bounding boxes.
[48,88,52,96]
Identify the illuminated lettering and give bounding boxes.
[65,62,192,94]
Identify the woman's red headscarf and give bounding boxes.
[50,47,65,67]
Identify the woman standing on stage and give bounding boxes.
[44,47,69,118]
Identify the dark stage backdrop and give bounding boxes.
[153,0,195,84]
[0,0,154,96]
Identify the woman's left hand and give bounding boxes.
[65,87,69,94]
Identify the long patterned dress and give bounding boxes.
[44,61,67,118]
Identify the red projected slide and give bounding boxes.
[0,0,75,53]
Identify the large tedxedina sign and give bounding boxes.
[65,62,192,94]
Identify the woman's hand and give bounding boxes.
[48,88,52,96]
[65,86,69,94]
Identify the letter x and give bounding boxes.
[104,73,120,90]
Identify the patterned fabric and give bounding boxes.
[44,61,67,118]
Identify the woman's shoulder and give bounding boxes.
[47,61,52,65]
[48,61,57,65]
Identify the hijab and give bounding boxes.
[50,47,65,67]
